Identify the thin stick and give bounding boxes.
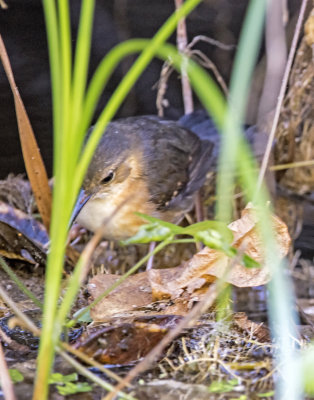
[175,0,207,224]
[0,284,40,336]
[58,195,133,325]
[60,342,127,385]
[146,241,156,270]
[175,0,194,114]
[0,283,131,392]
[57,349,135,400]
[270,159,314,171]
[187,34,234,51]
[190,49,229,96]
[0,341,16,400]
[0,257,42,309]
[256,0,309,191]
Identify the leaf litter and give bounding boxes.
[0,175,310,399]
[88,204,290,322]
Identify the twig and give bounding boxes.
[187,34,233,96]
[0,257,42,309]
[74,194,133,284]
[257,0,309,191]
[0,341,16,400]
[146,241,156,270]
[187,34,235,51]
[57,349,135,400]
[0,284,40,336]
[175,0,194,114]
[270,159,314,171]
[155,34,232,114]
[60,342,127,385]
[156,62,173,117]
[190,49,229,96]
[59,194,134,324]
[0,283,130,391]
[175,0,208,226]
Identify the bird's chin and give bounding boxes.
[75,197,140,240]
[76,197,111,233]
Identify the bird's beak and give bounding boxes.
[69,189,91,227]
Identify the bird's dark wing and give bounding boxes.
[178,109,220,159]
[134,116,214,213]
[179,109,269,164]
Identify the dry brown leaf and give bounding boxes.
[88,273,153,319]
[0,35,52,231]
[150,204,291,298]
[73,315,182,364]
[0,201,48,264]
[88,270,191,322]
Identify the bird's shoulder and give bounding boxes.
[123,116,212,212]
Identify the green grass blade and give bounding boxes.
[35,2,203,398]
[215,0,266,223]
[213,0,302,398]
[71,0,95,156]
[41,0,62,173]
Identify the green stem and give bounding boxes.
[214,0,301,398]
[71,0,95,160]
[215,0,266,223]
[41,0,62,171]
[170,239,196,244]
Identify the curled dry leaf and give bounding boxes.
[0,201,48,264]
[150,204,291,299]
[0,36,52,231]
[73,315,182,364]
[88,269,190,322]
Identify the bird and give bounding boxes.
[71,111,266,240]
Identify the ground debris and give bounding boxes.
[132,313,275,399]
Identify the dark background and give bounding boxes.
[0,0,299,178]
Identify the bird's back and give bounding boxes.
[103,116,214,216]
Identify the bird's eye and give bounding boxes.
[100,171,115,185]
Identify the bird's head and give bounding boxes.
[70,127,148,237]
